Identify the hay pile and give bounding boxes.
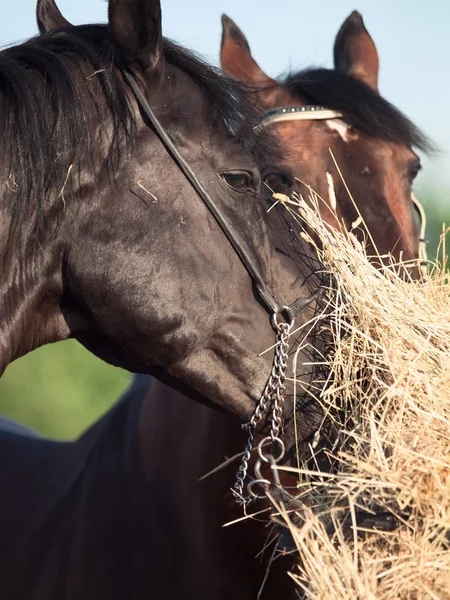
[277,187,450,599]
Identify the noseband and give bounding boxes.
[258,104,343,128]
[260,105,428,277]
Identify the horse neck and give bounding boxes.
[0,380,296,599]
[137,378,298,599]
[0,224,68,373]
[138,377,246,506]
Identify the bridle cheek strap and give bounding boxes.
[411,193,428,277]
[122,69,320,323]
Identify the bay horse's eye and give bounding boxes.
[407,160,422,184]
[263,170,292,192]
[221,171,255,191]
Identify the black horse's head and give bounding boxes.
[0,0,324,423]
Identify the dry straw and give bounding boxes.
[273,180,450,599]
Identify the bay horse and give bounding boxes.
[97,11,431,599]
[0,0,329,597]
[220,11,431,266]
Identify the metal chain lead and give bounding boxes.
[233,318,293,505]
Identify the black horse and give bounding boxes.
[0,0,326,597]
[0,0,322,418]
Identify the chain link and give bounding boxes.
[233,318,293,505]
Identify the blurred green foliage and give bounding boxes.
[419,187,450,264]
[0,341,131,439]
[0,187,448,440]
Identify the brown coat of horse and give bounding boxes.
[220,11,427,265]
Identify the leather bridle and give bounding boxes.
[121,72,428,505]
[258,104,343,128]
[121,69,325,507]
[259,105,428,277]
[122,70,322,326]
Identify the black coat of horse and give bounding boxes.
[0,0,327,597]
[0,374,299,599]
[0,0,322,419]
[0,377,154,599]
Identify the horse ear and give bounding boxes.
[36,0,72,34]
[108,0,163,73]
[333,11,379,92]
[220,14,275,85]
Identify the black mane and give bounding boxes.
[0,24,274,237]
[283,68,432,152]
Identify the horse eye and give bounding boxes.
[407,160,421,184]
[263,171,292,191]
[221,172,254,191]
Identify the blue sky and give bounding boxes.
[1,0,449,203]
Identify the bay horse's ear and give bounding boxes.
[108,0,163,73]
[333,11,379,92]
[220,14,275,86]
[36,0,72,34]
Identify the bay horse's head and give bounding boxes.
[0,0,324,423]
[221,11,432,265]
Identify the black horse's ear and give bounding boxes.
[334,11,379,92]
[220,14,274,84]
[36,0,72,34]
[108,0,163,73]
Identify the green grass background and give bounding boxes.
[0,341,131,439]
[0,188,448,440]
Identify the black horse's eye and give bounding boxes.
[263,169,293,192]
[221,171,255,191]
[407,160,422,184]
